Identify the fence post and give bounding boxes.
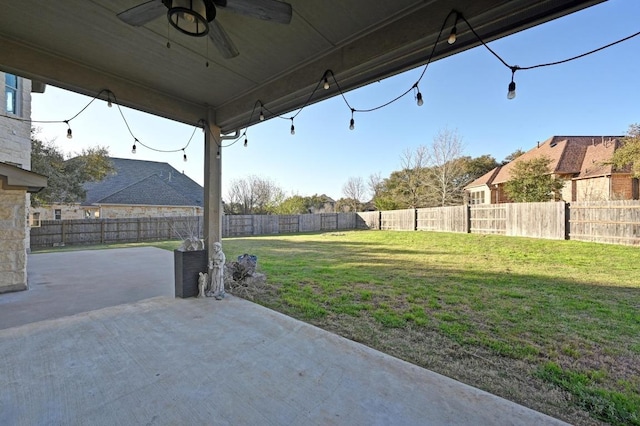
[100,220,105,243]
[378,211,382,230]
[414,209,418,231]
[61,221,66,245]
[564,202,571,240]
[466,204,471,233]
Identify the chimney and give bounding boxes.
[537,141,540,148]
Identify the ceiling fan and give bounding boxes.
[117,0,292,59]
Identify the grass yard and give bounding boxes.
[180,230,640,426]
[72,230,639,424]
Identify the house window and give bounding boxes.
[54,209,62,220]
[5,74,18,115]
[30,212,41,227]
[469,191,485,205]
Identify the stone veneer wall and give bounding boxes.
[32,204,202,220]
[0,187,28,292]
[0,73,33,292]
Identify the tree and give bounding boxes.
[459,155,499,183]
[423,128,466,206]
[30,134,113,207]
[273,195,308,215]
[503,148,526,164]
[225,175,285,214]
[342,176,366,212]
[503,156,564,202]
[610,123,640,177]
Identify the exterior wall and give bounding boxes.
[0,74,32,169]
[575,177,610,201]
[611,174,635,200]
[0,73,33,292]
[100,205,202,219]
[0,187,28,292]
[32,204,203,220]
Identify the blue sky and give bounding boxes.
[31,0,640,201]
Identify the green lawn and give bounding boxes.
[215,231,639,426]
[47,230,639,425]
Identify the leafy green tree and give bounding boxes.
[504,156,564,202]
[503,148,526,164]
[610,123,640,177]
[30,135,113,207]
[273,195,308,214]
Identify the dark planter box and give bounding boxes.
[174,249,208,298]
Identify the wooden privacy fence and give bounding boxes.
[31,216,204,249]
[30,201,640,248]
[569,200,640,245]
[31,213,358,248]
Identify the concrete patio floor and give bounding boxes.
[0,247,568,425]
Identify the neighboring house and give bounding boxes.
[0,72,46,293]
[465,136,638,204]
[307,194,336,213]
[32,158,204,220]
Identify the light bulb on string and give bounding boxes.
[447,13,459,45]
[216,150,220,160]
[107,96,113,108]
[259,108,264,121]
[183,150,187,162]
[244,136,248,147]
[323,76,330,90]
[131,141,137,154]
[415,86,424,106]
[64,120,73,139]
[290,118,295,135]
[507,67,517,100]
[349,109,355,130]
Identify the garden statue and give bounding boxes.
[198,272,208,298]
[207,242,226,300]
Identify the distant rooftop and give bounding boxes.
[82,158,203,207]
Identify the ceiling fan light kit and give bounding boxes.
[165,0,214,37]
[118,0,292,59]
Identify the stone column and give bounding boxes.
[203,109,222,254]
[0,188,28,293]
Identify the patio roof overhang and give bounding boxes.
[0,0,604,135]
[0,163,47,193]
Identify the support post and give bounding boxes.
[204,110,222,254]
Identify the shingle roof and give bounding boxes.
[81,158,203,207]
[464,166,502,189]
[466,136,623,189]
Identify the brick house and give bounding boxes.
[0,72,46,293]
[31,157,204,221]
[464,136,638,204]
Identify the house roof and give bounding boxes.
[465,135,622,189]
[82,158,203,207]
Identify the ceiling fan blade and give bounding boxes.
[208,20,240,59]
[217,0,292,24]
[117,0,166,26]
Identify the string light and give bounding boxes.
[244,135,248,147]
[64,120,73,139]
[216,150,220,159]
[415,85,424,106]
[507,68,517,100]
[448,13,458,45]
[21,12,640,154]
[183,149,187,162]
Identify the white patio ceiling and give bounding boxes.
[0,0,604,134]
